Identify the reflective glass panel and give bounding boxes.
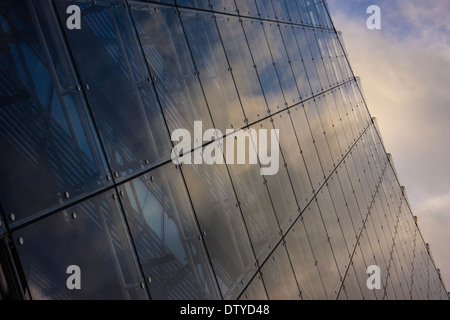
[279,25,311,100]
[176,0,210,10]
[56,0,171,182]
[120,164,220,299]
[272,111,313,211]
[130,3,214,137]
[209,0,237,13]
[254,119,298,233]
[289,105,325,191]
[239,274,268,300]
[224,132,281,263]
[254,0,276,20]
[285,208,326,299]
[182,153,256,299]
[294,26,321,94]
[14,190,147,300]
[264,22,300,107]
[0,0,111,227]
[303,100,334,177]
[181,9,245,133]
[302,200,340,299]
[261,244,300,300]
[216,15,268,125]
[234,0,259,18]
[242,18,285,113]
[316,186,350,276]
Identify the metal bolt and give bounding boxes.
[9,213,15,221]
[145,159,149,165]
[112,194,117,200]
[64,192,70,199]
[141,282,145,289]
[18,237,24,245]
[148,277,152,284]
[150,176,155,182]
[114,172,119,178]
[106,175,112,181]
[203,231,206,236]
[0,220,2,227]
[72,212,77,220]
[120,190,124,197]
[85,84,90,90]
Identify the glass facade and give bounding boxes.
[0,0,447,300]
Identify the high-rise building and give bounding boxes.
[0,0,447,300]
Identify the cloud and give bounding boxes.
[327,0,450,291]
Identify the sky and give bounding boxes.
[326,0,450,290]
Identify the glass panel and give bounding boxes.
[343,151,369,218]
[390,245,408,299]
[338,84,359,143]
[341,264,363,300]
[284,0,302,23]
[279,25,311,100]
[209,0,237,13]
[316,187,349,276]
[224,132,281,263]
[242,18,285,113]
[316,30,337,87]
[182,153,256,300]
[119,164,220,300]
[216,15,267,125]
[327,172,358,251]
[325,90,350,156]
[272,111,314,211]
[254,119,298,233]
[303,100,334,177]
[285,214,326,299]
[181,9,245,133]
[239,274,268,300]
[289,105,325,191]
[234,0,259,18]
[294,26,321,94]
[317,0,333,28]
[325,31,347,84]
[297,0,313,26]
[271,0,290,22]
[331,88,355,150]
[264,22,300,107]
[176,0,210,10]
[305,0,321,27]
[261,244,300,300]
[56,0,171,182]
[302,200,340,299]
[130,3,214,137]
[13,190,147,300]
[255,0,276,20]
[0,0,111,227]
[315,94,342,166]
[352,142,375,206]
[304,27,329,90]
